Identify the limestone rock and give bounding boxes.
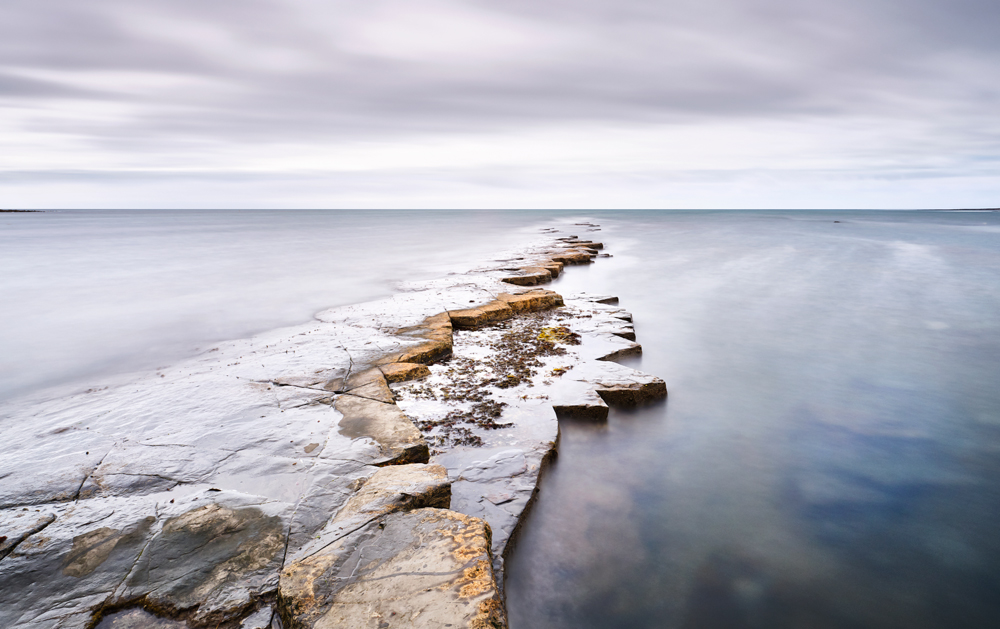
[0,511,56,560]
[496,290,564,313]
[597,343,642,362]
[386,312,455,365]
[540,261,563,278]
[341,369,396,404]
[549,251,592,265]
[393,338,453,365]
[94,608,186,628]
[379,363,431,384]
[500,267,552,287]
[552,389,610,422]
[120,503,285,625]
[286,464,452,567]
[0,500,161,629]
[333,464,451,527]
[240,606,275,628]
[449,301,514,329]
[595,379,668,406]
[279,509,504,629]
[335,395,429,465]
[572,293,619,305]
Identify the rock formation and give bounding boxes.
[0,225,666,629]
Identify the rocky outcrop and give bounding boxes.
[281,509,502,629]
[499,267,552,287]
[278,465,500,629]
[117,503,285,626]
[0,222,666,629]
[334,395,429,466]
[496,238,602,286]
[448,290,562,328]
[378,363,431,384]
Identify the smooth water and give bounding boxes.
[506,211,1000,629]
[0,210,549,402]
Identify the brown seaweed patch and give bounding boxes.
[396,310,576,453]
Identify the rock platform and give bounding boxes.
[0,225,666,629]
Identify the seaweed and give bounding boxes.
[396,310,579,451]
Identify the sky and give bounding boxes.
[1,0,998,209]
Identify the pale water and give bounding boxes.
[506,211,1000,629]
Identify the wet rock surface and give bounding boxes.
[0,223,665,628]
[281,509,503,629]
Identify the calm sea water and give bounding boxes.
[506,211,1000,629]
[0,210,550,402]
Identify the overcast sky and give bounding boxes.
[1,0,998,208]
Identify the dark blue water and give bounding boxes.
[506,211,1000,629]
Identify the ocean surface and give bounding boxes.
[4,209,1000,628]
[506,210,1000,629]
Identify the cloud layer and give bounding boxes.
[2,0,998,207]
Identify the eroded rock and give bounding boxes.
[596,343,643,362]
[279,509,503,629]
[449,301,515,329]
[596,380,668,406]
[500,267,552,286]
[95,608,186,629]
[332,464,451,527]
[379,362,431,384]
[496,290,563,313]
[120,503,285,625]
[0,511,56,561]
[548,251,593,265]
[335,395,429,466]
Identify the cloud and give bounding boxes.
[1,0,998,206]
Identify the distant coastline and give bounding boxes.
[0,209,41,213]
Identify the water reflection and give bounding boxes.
[506,211,1000,629]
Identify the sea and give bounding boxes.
[3,209,1000,629]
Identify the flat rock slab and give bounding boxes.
[290,463,452,557]
[120,502,285,624]
[379,363,431,384]
[500,267,552,286]
[280,509,503,629]
[95,609,186,629]
[497,290,563,313]
[449,302,515,328]
[335,396,428,466]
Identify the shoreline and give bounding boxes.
[0,223,667,629]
